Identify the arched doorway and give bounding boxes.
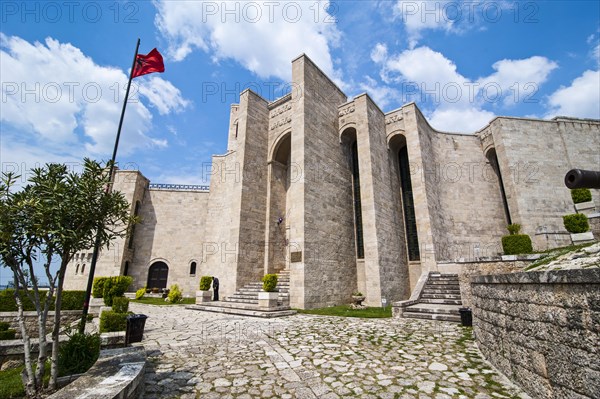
[266,132,291,273]
[389,134,420,261]
[147,261,169,289]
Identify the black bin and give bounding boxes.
[125,314,148,345]
[459,307,472,327]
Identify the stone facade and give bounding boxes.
[471,269,600,399]
[64,55,600,309]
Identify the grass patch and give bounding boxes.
[296,305,392,318]
[526,242,596,270]
[131,297,195,306]
[0,362,50,399]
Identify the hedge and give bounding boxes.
[58,332,100,376]
[502,234,533,255]
[92,277,108,298]
[563,214,589,233]
[0,290,86,312]
[571,188,592,204]
[101,276,133,306]
[112,297,129,313]
[0,321,16,340]
[99,310,128,333]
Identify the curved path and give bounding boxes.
[131,303,529,399]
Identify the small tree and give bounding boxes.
[0,159,133,396]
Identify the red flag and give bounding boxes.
[132,48,165,79]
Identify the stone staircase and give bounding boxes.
[223,269,290,307]
[186,269,295,318]
[402,273,462,322]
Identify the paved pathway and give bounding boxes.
[131,303,529,399]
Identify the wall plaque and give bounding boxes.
[290,251,302,263]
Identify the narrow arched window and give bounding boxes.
[189,262,197,276]
[81,264,86,274]
[128,201,141,249]
[76,264,80,274]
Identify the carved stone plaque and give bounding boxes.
[290,251,302,263]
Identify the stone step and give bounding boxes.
[187,304,296,318]
[427,281,459,286]
[429,273,458,278]
[418,298,462,305]
[421,293,462,300]
[223,298,258,304]
[405,304,460,315]
[402,311,461,323]
[422,289,461,295]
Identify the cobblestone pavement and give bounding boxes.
[131,303,529,399]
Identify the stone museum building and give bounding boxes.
[64,55,600,309]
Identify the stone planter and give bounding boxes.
[570,231,595,244]
[574,201,595,215]
[196,290,212,304]
[258,292,278,309]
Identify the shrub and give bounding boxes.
[102,276,133,306]
[0,322,10,331]
[167,284,183,303]
[502,234,533,255]
[262,274,278,292]
[112,297,129,313]
[563,214,590,233]
[135,287,146,300]
[571,188,592,204]
[92,277,108,298]
[99,311,127,333]
[506,223,521,235]
[0,330,16,340]
[199,276,213,291]
[352,292,364,297]
[58,332,100,376]
[61,291,86,310]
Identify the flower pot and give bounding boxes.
[258,291,278,309]
[351,295,366,309]
[196,290,212,304]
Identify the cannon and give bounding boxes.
[564,169,600,189]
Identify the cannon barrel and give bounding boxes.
[564,169,600,189]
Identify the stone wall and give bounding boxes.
[488,117,600,250]
[471,269,600,399]
[0,310,82,338]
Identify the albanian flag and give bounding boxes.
[132,48,165,78]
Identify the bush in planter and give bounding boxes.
[99,310,128,333]
[501,224,532,255]
[199,276,213,291]
[167,284,183,303]
[61,291,86,310]
[58,332,100,376]
[262,274,278,292]
[571,188,592,204]
[563,213,589,233]
[112,297,129,313]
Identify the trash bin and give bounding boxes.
[459,307,472,327]
[125,314,148,345]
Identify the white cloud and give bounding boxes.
[546,70,600,119]
[0,34,187,168]
[477,57,557,106]
[358,76,398,110]
[154,0,343,82]
[370,44,560,132]
[394,0,454,48]
[138,76,189,115]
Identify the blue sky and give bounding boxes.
[1,0,599,190]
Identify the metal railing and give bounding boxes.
[148,183,210,192]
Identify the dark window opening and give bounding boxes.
[81,264,86,274]
[189,261,197,276]
[128,201,141,249]
[351,141,365,259]
[487,149,512,224]
[399,146,420,261]
[124,261,129,276]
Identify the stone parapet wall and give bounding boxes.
[0,310,82,339]
[471,269,600,399]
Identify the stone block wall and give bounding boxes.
[471,269,600,399]
[0,310,82,338]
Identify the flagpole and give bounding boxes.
[79,38,141,333]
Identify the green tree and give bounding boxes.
[0,159,133,397]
